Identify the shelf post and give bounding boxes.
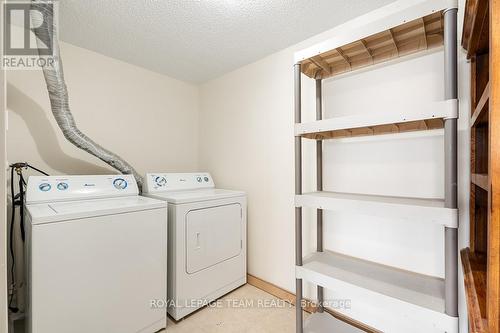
[294,63,304,333]
[315,79,324,313]
[443,7,459,318]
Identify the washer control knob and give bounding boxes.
[39,183,51,192]
[113,178,128,190]
[196,177,202,183]
[204,177,209,182]
[57,182,69,191]
[155,176,167,187]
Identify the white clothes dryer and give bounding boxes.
[143,173,247,320]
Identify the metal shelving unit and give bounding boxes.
[293,0,460,332]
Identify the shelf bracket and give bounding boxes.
[388,29,399,56]
[443,99,459,119]
[311,56,332,76]
[360,40,374,64]
[336,48,352,69]
[443,208,459,229]
[420,18,428,49]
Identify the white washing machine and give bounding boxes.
[24,175,167,333]
[143,173,247,320]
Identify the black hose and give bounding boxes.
[8,163,49,312]
[8,167,18,312]
[19,174,25,242]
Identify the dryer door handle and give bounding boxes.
[195,232,201,249]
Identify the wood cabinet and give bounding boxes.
[461,1,500,332]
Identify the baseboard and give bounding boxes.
[246,274,316,313]
[247,274,382,333]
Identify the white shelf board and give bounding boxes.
[297,251,445,313]
[304,312,365,333]
[295,191,458,228]
[295,100,458,138]
[294,0,457,63]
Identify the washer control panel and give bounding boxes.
[144,173,214,192]
[26,175,138,204]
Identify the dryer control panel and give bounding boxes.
[144,173,215,193]
[26,175,139,204]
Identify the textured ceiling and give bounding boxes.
[59,0,395,83]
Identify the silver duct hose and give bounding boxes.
[30,1,144,191]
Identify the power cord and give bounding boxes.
[8,162,49,313]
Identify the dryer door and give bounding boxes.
[186,203,242,274]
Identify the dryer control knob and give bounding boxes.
[57,182,69,191]
[113,178,128,190]
[155,176,167,187]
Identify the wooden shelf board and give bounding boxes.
[299,11,443,79]
[461,0,489,58]
[304,312,366,333]
[472,173,489,191]
[295,100,456,140]
[461,248,488,333]
[295,191,457,228]
[297,251,445,313]
[301,119,443,140]
[471,82,490,127]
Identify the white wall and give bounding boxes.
[199,6,470,333]
[7,41,200,177]
[318,53,445,276]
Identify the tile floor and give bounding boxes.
[12,284,304,333]
[162,284,306,333]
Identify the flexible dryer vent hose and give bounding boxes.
[30,1,144,191]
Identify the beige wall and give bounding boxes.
[199,48,296,290]
[7,41,200,177]
[1,1,8,331]
[5,41,200,315]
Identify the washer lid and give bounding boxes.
[26,196,166,225]
[147,188,245,204]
